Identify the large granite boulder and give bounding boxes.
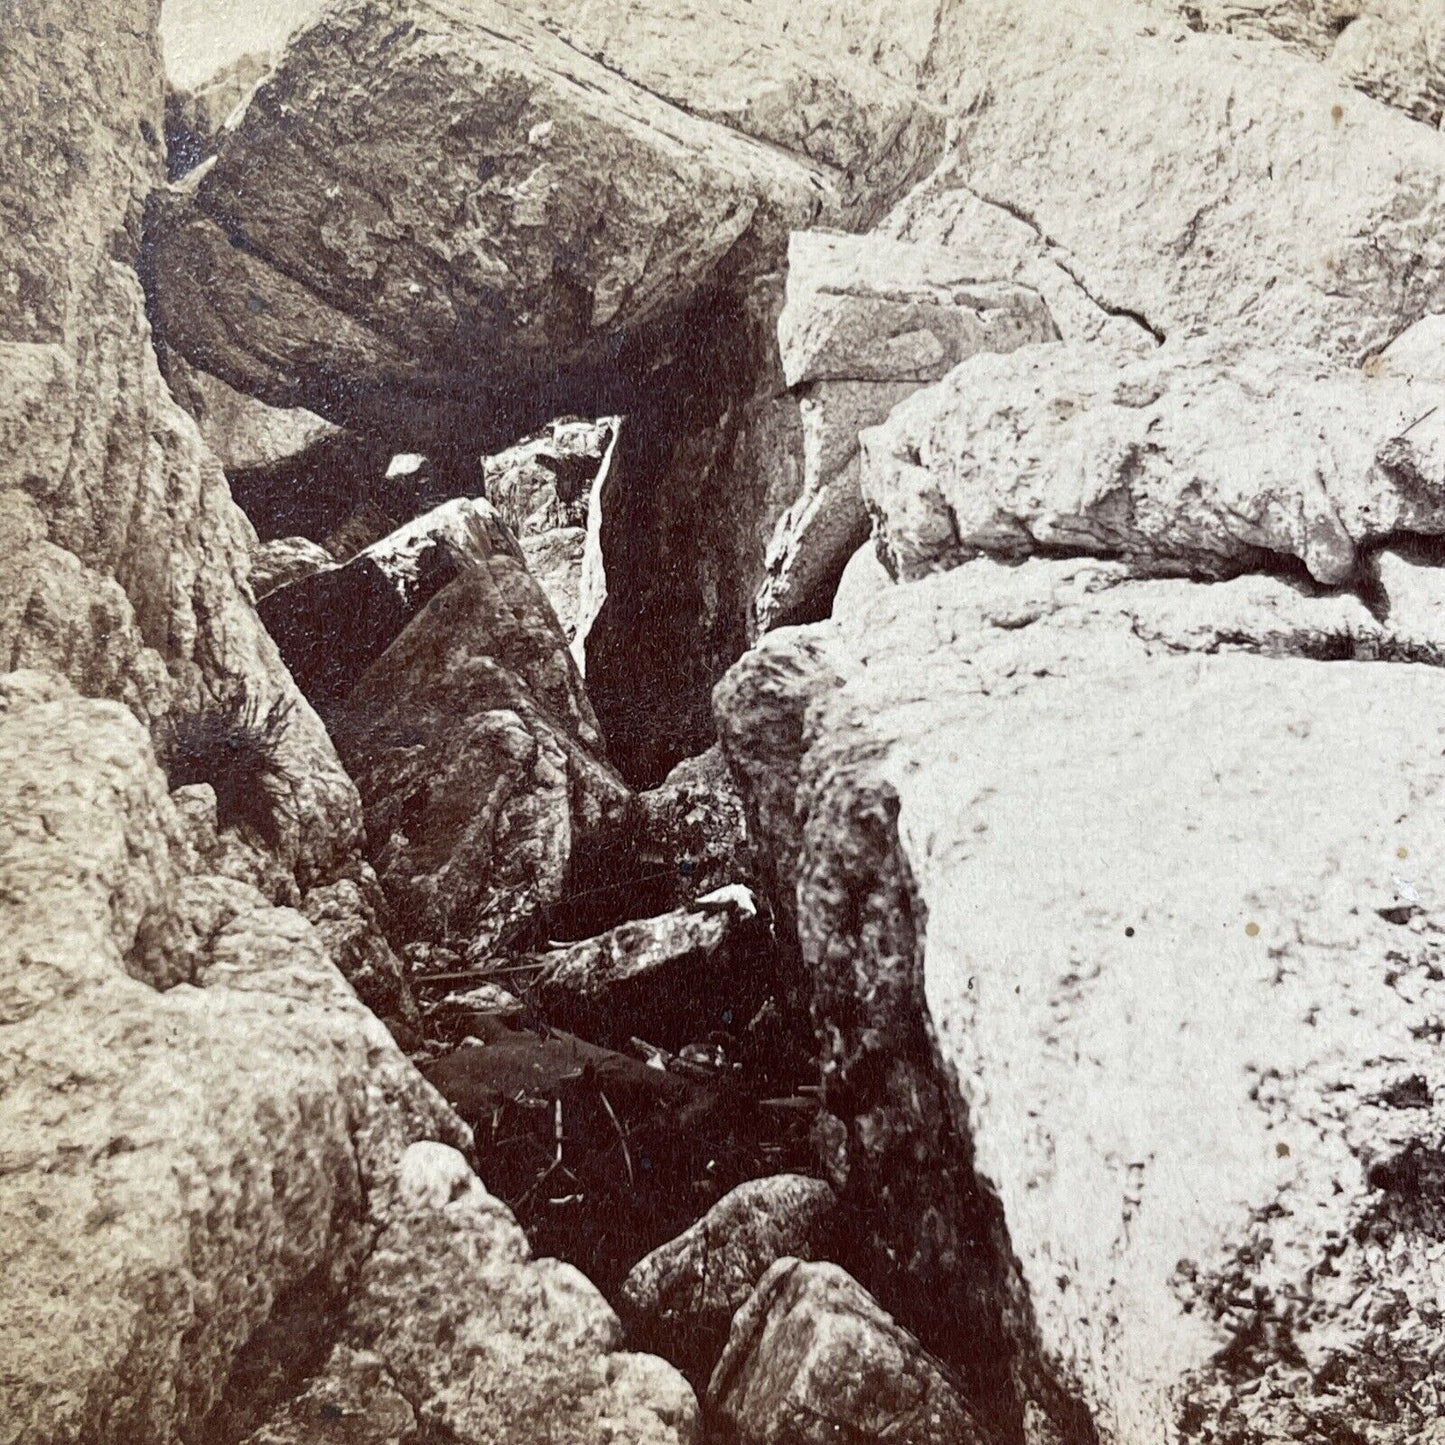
[0,0,359,888]
[329,557,632,954]
[905,0,1445,362]
[0,673,695,1443]
[756,229,1058,630]
[258,495,523,706]
[147,0,838,447]
[861,333,1445,588]
[707,1259,989,1445]
[716,553,1445,1441]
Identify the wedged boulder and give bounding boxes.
[258,496,523,706]
[619,1176,838,1385]
[241,1142,698,1445]
[706,1259,989,1445]
[757,230,1057,630]
[913,0,1445,360]
[716,553,1445,1440]
[148,0,834,446]
[524,902,774,1052]
[1,0,360,887]
[523,0,944,218]
[164,52,274,179]
[328,559,632,954]
[485,415,618,641]
[249,536,333,599]
[862,335,1445,587]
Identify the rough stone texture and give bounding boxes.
[259,496,524,706]
[717,554,1445,1440]
[1152,0,1445,128]
[330,561,632,954]
[302,870,419,1028]
[523,0,944,219]
[249,536,334,599]
[861,337,1445,588]
[706,1259,989,1445]
[911,0,1445,362]
[757,230,1057,630]
[241,1141,699,1445]
[164,351,340,473]
[619,1176,838,1385]
[526,904,772,1052]
[0,673,470,1441]
[0,0,360,888]
[147,0,836,447]
[164,51,274,178]
[484,416,618,641]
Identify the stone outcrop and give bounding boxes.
[861,333,1445,588]
[1,0,360,889]
[716,552,1445,1440]
[910,0,1445,361]
[241,1142,699,1445]
[249,536,333,599]
[757,229,1058,630]
[147,0,837,447]
[706,1259,988,1445]
[329,559,631,954]
[258,495,523,706]
[619,1176,839,1384]
[164,351,340,474]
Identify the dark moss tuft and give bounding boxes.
[153,692,296,847]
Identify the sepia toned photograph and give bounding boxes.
[5,0,1445,1440]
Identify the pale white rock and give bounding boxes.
[758,229,1057,630]
[861,337,1445,586]
[716,555,1445,1440]
[917,0,1445,360]
[830,540,893,629]
[1375,311,1445,381]
[248,535,333,599]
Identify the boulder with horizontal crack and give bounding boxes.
[757,229,1058,631]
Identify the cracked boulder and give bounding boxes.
[716,553,1445,1440]
[757,229,1058,630]
[327,554,631,954]
[147,0,835,447]
[619,1175,838,1386]
[706,1259,988,1445]
[913,0,1445,360]
[258,495,523,707]
[862,334,1445,587]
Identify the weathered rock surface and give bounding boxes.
[525,903,772,1051]
[249,536,334,599]
[1155,0,1445,127]
[717,554,1445,1440]
[259,496,523,706]
[758,230,1058,630]
[241,1141,699,1445]
[329,559,632,953]
[914,0,1445,361]
[0,673,465,1439]
[619,1176,838,1384]
[148,0,835,445]
[707,1259,988,1445]
[1,0,360,887]
[164,351,340,473]
[862,336,1445,587]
